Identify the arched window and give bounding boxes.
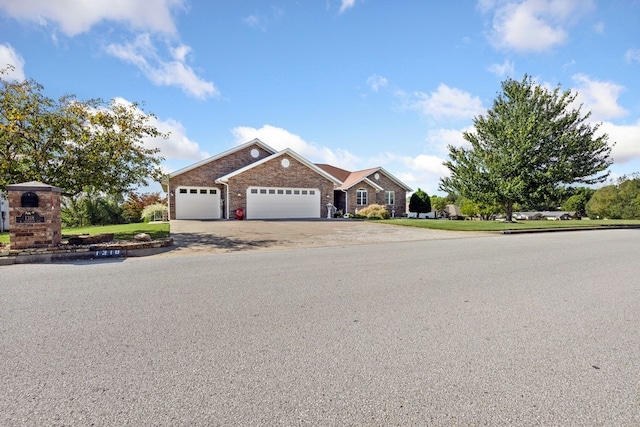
[356,188,368,205]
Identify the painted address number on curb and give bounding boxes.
[94,250,122,258]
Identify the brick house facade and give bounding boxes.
[165,139,276,220]
[164,139,411,220]
[216,149,340,220]
[316,165,410,218]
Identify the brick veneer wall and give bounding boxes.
[345,172,407,216]
[168,143,273,219]
[7,184,62,249]
[226,155,336,219]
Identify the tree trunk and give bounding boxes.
[505,202,514,222]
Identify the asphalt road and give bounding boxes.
[1,230,639,426]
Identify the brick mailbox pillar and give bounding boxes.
[6,181,62,250]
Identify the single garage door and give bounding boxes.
[175,186,221,220]
[246,187,320,219]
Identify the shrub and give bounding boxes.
[141,203,168,222]
[409,188,431,217]
[122,192,167,223]
[356,204,391,220]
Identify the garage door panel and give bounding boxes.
[175,187,221,220]
[246,187,320,219]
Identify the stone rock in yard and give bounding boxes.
[134,233,152,242]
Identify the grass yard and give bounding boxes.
[379,218,640,232]
[0,222,170,245]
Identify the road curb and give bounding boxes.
[502,225,640,234]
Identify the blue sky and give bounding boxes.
[1,0,639,196]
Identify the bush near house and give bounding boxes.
[141,203,168,222]
[356,204,391,220]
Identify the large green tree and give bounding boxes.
[409,188,431,217]
[440,75,612,221]
[1,68,166,195]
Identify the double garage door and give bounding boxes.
[246,187,320,219]
[175,187,221,220]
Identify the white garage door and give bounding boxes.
[175,186,221,220]
[246,187,320,219]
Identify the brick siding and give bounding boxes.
[344,172,407,216]
[226,155,336,219]
[168,143,272,219]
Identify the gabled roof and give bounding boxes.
[339,167,379,190]
[168,138,277,179]
[216,149,343,185]
[338,167,412,192]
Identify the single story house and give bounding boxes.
[513,211,576,220]
[163,139,411,220]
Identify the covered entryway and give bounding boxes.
[175,186,221,220]
[246,187,320,219]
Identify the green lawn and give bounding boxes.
[379,218,640,232]
[0,222,169,245]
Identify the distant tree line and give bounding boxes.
[429,174,640,221]
[586,174,640,220]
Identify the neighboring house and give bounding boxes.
[163,139,411,220]
[0,192,8,232]
[444,204,464,220]
[513,211,576,220]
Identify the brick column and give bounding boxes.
[6,181,62,250]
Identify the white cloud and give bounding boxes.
[231,124,361,170]
[487,59,515,77]
[392,154,450,196]
[242,7,283,31]
[0,43,25,80]
[425,127,473,154]
[367,74,388,92]
[149,118,210,162]
[339,0,357,14]
[598,120,640,164]
[170,44,191,62]
[483,0,595,52]
[243,14,264,30]
[571,74,627,121]
[112,97,208,162]
[404,154,450,178]
[0,0,184,36]
[625,48,640,63]
[410,84,484,120]
[593,21,605,34]
[106,34,218,99]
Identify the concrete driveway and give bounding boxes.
[167,219,491,255]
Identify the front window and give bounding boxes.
[356,188,368,205]
[385,191,395,205]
